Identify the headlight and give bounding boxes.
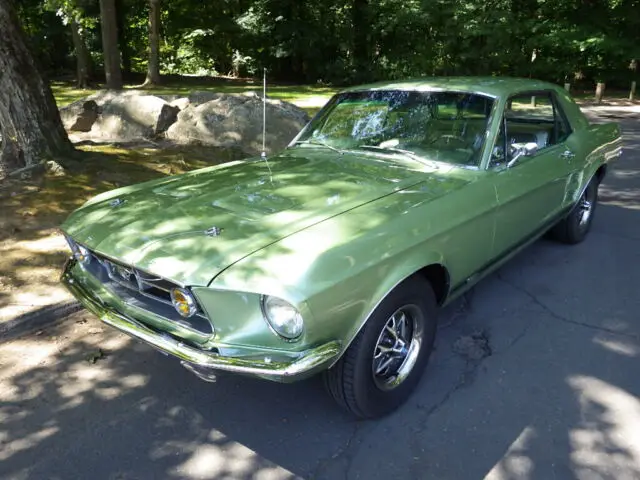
[261,295,304,340]
[65,235,90,265]
[170,288,198,318]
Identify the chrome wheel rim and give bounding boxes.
[372,305,423,391]
[578,188,594,228]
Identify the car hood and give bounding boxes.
[62,150,456,286]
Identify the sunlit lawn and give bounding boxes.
[51,77,338,117]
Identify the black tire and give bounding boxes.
[323,278,437,419]
[550,176,599,244]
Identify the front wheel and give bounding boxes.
[323,278,437,419]
[550,176,599,244]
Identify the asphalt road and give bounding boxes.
[1,112,639,480]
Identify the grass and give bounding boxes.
[51,77,338,117]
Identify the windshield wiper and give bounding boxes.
[356,145,439,169]
[293,140,344,155]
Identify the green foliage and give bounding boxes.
[15,0,640,87]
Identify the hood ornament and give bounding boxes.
[205,226,223,237]
[109,198,125,208]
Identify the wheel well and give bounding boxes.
[596,165,607,184]
[416,264,450,306]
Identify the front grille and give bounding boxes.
[82,250,213,335]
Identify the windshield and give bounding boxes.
[295,90,495,167]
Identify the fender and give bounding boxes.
[329,250,447,365]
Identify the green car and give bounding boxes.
[61,77,622,418]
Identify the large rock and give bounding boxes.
[59,89,310,154]
[61,90,181,142]
[165,93,310,154]
[91,91,179,140]
[60,100,99,132]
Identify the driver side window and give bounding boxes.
[490,91,572,167]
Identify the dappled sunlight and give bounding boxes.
[0,426,59,462]
[0,309,354,477]
[0,231,70,319]
[593,335,639,357]
[0,317,156,468]
[167,439,296,479]
[568,376,640,479]
[485,427,536,480]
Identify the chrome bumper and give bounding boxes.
[62,259,341,383]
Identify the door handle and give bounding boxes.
[560,149,575,160]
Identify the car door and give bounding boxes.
[488,90,578,258]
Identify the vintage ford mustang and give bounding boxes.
[61,77,622,418]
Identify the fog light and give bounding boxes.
[65,235,90,265]
[75,244,90,264]
[170,288,198,318]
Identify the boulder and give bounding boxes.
[62,90,181,142]
[165,93,310,154]
[91,92,176,140]
[60,100,99,132]
[58,89,310,154]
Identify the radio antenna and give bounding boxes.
[260,68,272,179]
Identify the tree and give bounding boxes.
[351,0,371,80]
[143,0,161,86]
[99,0,122,88]
[69,16,92,88]
[43,0,94,88]
[0,0,72,177]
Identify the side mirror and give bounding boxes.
[507,142,538,167]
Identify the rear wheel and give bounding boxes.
[323,278,437,419]
[550,176,599,244]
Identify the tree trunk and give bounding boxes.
[99,0,122,89]
[0,0,73,178]
[69,18,92,88]
[351,0,370,80]
[115,0,131,78]
[630,59,637,101]
[595,82,605,104]
[143,0,161,86]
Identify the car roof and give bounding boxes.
[340,76,563,99]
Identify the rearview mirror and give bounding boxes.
[507,142,538,167]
